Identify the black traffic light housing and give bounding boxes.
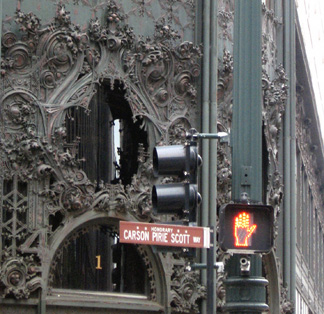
[219,203,274,254]
[152,142,202,223]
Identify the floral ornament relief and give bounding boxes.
[0,0,201,303]
[170,266,206,313]
[262,65,288,218]
[0,256,41,299]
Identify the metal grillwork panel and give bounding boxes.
[1,178,28,256]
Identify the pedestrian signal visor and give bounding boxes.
[219,203,274,254]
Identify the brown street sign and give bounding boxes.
[119,221,210,249]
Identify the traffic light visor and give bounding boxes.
[152,183,201,216]
[153,145,201,178]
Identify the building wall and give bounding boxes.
[295,2,324,313]
[0,1,205,313]
[296,0,324,140]
[1,0,324,313]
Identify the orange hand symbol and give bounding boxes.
[234,212,257,247]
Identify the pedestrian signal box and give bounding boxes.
[219,203,274,254]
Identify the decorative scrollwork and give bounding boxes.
[1,1,200,309]
[217,50,233,206]
[15,9,41,36]
[170,266,206,313]
[166,118,191,145]
[262,65,287,214]
[0,256,41,299]
[2,32,17,48]
[3,97,35,127]
[218,4,234,41]
[216,260,226,311]
[4,43,31,73]
[280,284,295,314]
[154,18,181,44]
[175,41,202,62]
[55,4,71,26]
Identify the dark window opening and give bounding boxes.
[65,80,148,187]
[51,224,150,296]
[49,211,64,232]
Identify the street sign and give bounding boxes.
[119,221,210,249]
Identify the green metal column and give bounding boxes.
[231,0,262,200]
[0,0,2,61]
[283,0,296,305]
[224,1,268,312]
[201,0,211,313]
[209,0,218,312]
[201,0,218,312]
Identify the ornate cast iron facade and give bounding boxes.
[2,0,324,313]
[1,1,205,312]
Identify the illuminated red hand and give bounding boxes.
[234,212,257,247]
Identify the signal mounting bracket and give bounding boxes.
[186,128,230,143]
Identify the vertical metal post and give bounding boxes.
[207,227,215,314]
[283,0,296,304]
[209,0,218,312]
[231,0,262,200]
[0,0,2,61]
[225,1,268,313]
[201,0,211,312]
[38,289,46,314]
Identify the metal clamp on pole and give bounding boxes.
[186,128,230,143]
[190,261,225,272]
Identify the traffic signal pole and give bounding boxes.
[224,1,269,313]
[206,227,215,314]
[152,130,228,313]
[187,130,228,314]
